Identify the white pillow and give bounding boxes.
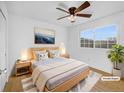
[38,52,48,61]
[35,51,48,61]
[50,50,60,58]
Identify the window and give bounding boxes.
[80,29,94,48]
[80,24,117,49]
[95,25,117,48]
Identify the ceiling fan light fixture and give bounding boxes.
[56,1,91,23]
[68,15,76,22]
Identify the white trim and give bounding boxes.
[0,8,6,20]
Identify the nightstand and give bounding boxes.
[15,60,32,76]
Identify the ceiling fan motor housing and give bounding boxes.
[68,7,77,15]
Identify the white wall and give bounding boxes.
[67,11,124,76]
[8,14,67,75]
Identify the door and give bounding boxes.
[0,9,7,92]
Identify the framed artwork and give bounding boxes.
[34,27,55,44]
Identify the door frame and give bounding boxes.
[0,7,7,91]
[0,9,6,20]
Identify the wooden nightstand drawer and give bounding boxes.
[16,62,30,68]
[15,61,32,76]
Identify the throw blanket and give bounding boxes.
[32,59,85,91]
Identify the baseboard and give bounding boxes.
[90,66,112,76]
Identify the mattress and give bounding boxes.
[32,57,89,91]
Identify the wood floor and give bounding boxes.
[4,68,124,92]
[90,67,124,92]
[4,74,31,92]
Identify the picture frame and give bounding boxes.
[34,27,55,44]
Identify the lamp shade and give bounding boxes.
[59,42,66,55]
[20,48,33,61]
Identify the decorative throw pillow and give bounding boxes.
[38,52,48,61]
[49,50,60,58]
[34,50,48,61]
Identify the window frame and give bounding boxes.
[80,29,94,48]
[79,24,118,49]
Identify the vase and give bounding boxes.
[112,68,122,77]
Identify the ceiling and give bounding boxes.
[6,1,124,27]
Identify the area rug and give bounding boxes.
[21,71,102,92]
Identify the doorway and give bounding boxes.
[0,8,7,92]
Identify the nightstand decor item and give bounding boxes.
[15,49,33,76]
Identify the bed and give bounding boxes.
[30,47,90,92]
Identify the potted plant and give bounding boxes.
[108,44,124,77]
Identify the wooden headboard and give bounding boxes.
[30,46,59,59]
[30,46,59,51]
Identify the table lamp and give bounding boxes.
[59,42,66,55]
[20,48,33,62]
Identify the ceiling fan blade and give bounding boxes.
[56,8,69,14]
[75,1,90,13]
[57,15,70,20]
[76,14,92,18]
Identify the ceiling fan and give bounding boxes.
[56,1,92,23]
